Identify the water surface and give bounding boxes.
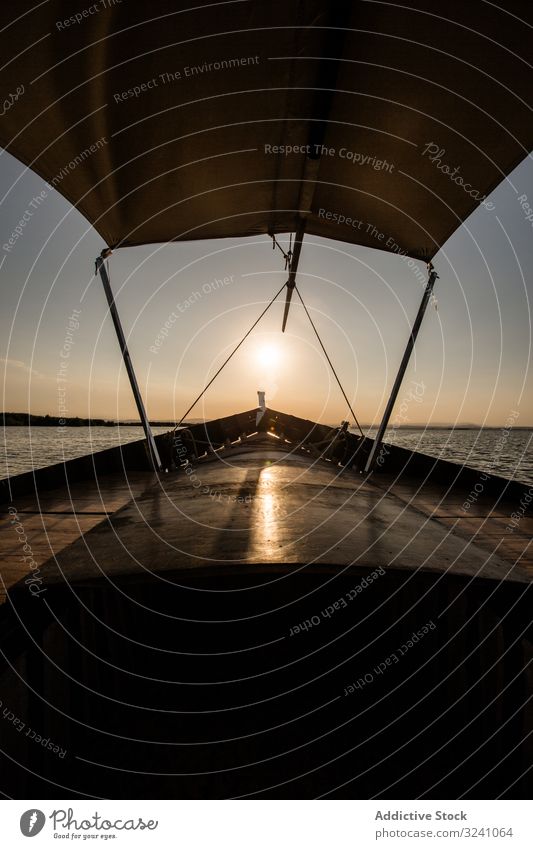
[2,425,532,484]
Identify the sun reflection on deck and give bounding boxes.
[250,465,285,557]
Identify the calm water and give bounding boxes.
[361,426,533,484]
[1,426,170,480]
[1,425,532,484]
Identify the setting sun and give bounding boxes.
[256,344,281,369]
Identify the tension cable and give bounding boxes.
[294,284,364,437]
[173,280,287,431]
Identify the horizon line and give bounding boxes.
[2,412,532,429]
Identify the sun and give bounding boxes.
[256,344,281,369]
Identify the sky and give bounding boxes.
[1,148,532,428]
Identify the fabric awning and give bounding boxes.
[1,0,532,258]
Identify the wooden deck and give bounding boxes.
[371,474,533,579]
[1,439,530,601]
[0,472,156,604]
[0,436,531,800]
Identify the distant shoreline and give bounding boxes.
[0,413,179,427]
[2,413,532,430]
[1,413,115,427]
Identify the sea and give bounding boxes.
[1,425,532,485]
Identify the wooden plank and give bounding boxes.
[0,471,155,604]
[21,452,529,592]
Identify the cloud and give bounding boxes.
[0,357,46,379]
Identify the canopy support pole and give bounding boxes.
[281,219,306,332]
[363,264,438,474]
[95,249,162,472]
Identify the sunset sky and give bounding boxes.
[1,148,532,428]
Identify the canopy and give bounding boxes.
[1,1,533,258]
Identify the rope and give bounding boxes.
[294,284,364,437]
[173,238,364,439]
[172,281,287,431]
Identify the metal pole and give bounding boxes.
[281,219,306,332]
[364,264,438,474]
[95,249,162,471]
